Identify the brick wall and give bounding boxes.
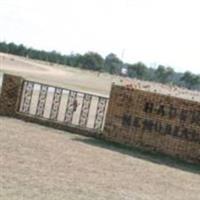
[104,85,200,164]
[0,74,24,117]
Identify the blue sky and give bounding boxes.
[0,0,200,74]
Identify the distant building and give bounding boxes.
[120,65,128,76]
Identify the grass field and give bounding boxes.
[0,53,200,199]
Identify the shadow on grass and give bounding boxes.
[72,137,200,175]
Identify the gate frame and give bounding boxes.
[18,80,109,131]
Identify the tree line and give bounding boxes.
[0,41,199,90]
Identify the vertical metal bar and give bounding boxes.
[35,84,48,117]
[94,97,108,130]
[20,81,34,114]
[50,88,63,120]
[79,94,92,127]
[64,90,77,123]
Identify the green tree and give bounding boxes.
[0,42,9,53]
[67,53,82,67]
[181,71,200,89]
[8,42,18,54]
[155,65,174,83]
[104,53,123,74]
[17,44,27,56]
[127,62,148,79]
[79,52,104,71]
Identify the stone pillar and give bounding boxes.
[0,74,24,117]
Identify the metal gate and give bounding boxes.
[18,80,109,131]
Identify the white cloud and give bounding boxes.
[0,0,200,74]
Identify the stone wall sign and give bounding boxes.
[104,85,200,163]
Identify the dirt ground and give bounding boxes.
[0,117,200,200]
[0,53,200,101]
